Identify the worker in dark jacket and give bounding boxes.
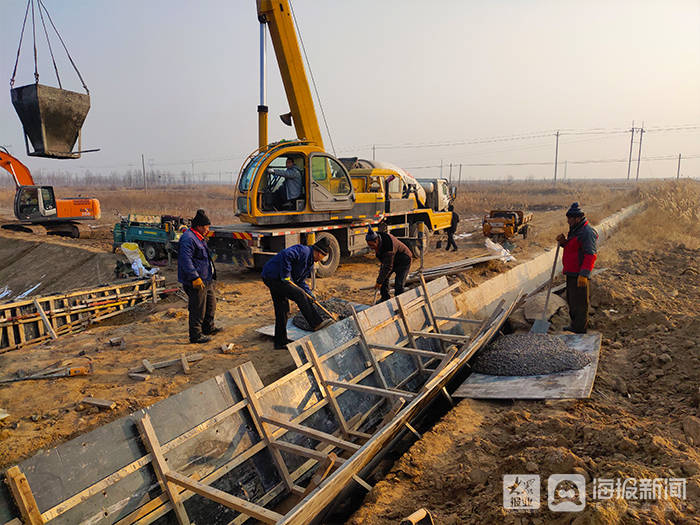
[261,238,334,349]
[556,202,598,333]
[178,209,220,344]
[366,226,413,302]
[446,203,460,251]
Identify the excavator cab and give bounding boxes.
[14,186,57,221]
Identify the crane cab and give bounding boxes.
[235,142,355,226]
[14,186,57,221]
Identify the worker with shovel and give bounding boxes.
[556,202,598,333]
[178,209,221,344]
[366,226,413,302]
[261,238,334,349]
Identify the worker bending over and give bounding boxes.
[261,238,334,349]
[178,209,220,344]
[366,226,413,302]
[556,202,598,334]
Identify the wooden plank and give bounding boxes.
[5,466,43,525]
[128,373,151,381]
[433,315,482,325]
[164,471,282,525]
[180,354,190,375]
[303,341,351,437]
[350,307,389,389]
[129,354,203,374]
[325,380,416,401]
[136,415,190,525]
[395,295,425,373]
[368,343,444,359]
[418,273,446,353]
[410,331,470,342]
[232,366,297,495]
[260,416,360,452]
[352,474,373,492]
[80,398,116,410]
[141,359,155,374]
[271,441,345,464]
[300,453,337,497]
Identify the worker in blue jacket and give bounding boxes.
[261,238,334,348]
[178,209,220,343]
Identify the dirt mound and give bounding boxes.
[0,235,120,301]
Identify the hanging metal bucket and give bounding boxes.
[11,83,90,159]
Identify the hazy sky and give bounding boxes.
[1,0,699,182]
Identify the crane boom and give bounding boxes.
[257,0,324,147]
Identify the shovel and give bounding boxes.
[530,244,561,334]
[286,280,340,321]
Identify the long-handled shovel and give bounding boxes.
[530,244,561,334]
[286,280,340,321]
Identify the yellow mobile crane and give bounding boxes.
[211,0,454,276]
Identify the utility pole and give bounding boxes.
[372,145,375,161]
[191,160,195,185]
[553,130,560,183]
[448,163,453,184]
[141,154,147,190]
[635,125,644,182]
[626,121,635,180]
[440,159,443,178]
[458,163,462,187]
[564,160,567,181]
[677,153,682,179]
[219,171,222,185]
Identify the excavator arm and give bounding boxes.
[0,149,34,188]
[257,0,323,147]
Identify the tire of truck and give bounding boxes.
[315,232,341,278]
[409,221,428,258]
[140,242,158,261]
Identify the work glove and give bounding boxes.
[577,275,588,288]
[556,233,566,245]
[192,277,205,289]
[374,282,382,290]
[283,276,291,282]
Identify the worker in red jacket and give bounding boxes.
[556,202,598,333]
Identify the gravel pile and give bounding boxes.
[470,333,591,376]
[292,298,356,330]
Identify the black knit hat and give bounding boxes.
[366,226,378,242]
[312,237,330,256]
[192,209,211,227]
[566,202,584,218]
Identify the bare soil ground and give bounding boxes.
[0,181,638,473]
[347,180,700,525]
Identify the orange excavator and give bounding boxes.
[0,148,100,237]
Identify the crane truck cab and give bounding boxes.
[235,141,355,226]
